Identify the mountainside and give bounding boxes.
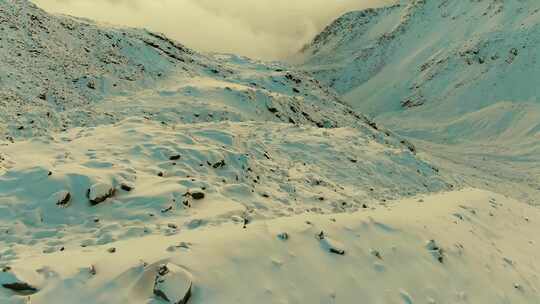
[1,0,539,303]
[0,0,390,142]
[300,0,540,142]
[300,0,540,204]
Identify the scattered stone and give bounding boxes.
[169,155,181,161]
[277,232,289,240]
[189,191,205,200]
[1,266,11,273]
[107,247,116,253]
[161,206,173,213]
[510,48,519,56]
[89,265,97,276]
[370,249,383,260]
[426,240,444,263]
[212,160,226,168]
[87,80,96,89]
[120,183,133,192]
[267,106,279,113]
[168,223,178,229]
[153,264,193,304]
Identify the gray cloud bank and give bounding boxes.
[32,0,394,60]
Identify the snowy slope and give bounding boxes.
[4,189,540,303]
[299,0,540,204]
[0,119,451,252]
[0,0,388,142]
[300,0,540,142]
[1,0,540,303]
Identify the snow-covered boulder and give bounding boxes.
[153,263,193,304]
[52,190,71,207]
[88,183,115,205]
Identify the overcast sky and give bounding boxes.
[32,0,394,60]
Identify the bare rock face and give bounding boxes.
[153,263,193,304]
[88,183,115,205]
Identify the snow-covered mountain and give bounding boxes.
[1,0,539,303]
[300,0,540,143]
[1,0,393,141]
[300,0,540,204]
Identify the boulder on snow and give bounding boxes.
[188,191,205,200]
[53,190,71,207]
[120,183,134,192]
[153,263,193,304]
[0,271,39,295]
[169,154,181,161]
[426,240,444,263]
[318,233,345,255]
[88,183,115,205]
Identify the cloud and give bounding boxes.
[32,0,394,60]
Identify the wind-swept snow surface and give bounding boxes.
[3,189,540,303]
[1,0,540,303]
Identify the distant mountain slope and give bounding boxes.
[300,0,540,143]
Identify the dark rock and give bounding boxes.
[329,248,345,255]
[426,240,444,263]
[120,183,133,192]
[191,192,205,200]
[212,160,226,168]
[267,106,278,113]
[277,232,289,240]
[2,282,38,295]
[55,191,71,207]
[161,205,173,213]
[89,265,97,276]
[169,155,181,161]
